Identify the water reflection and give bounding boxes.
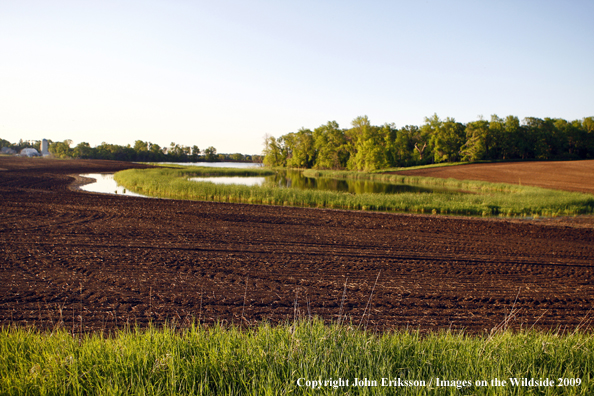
[191,170,456,195]
[79,173,148,197]
[80,169,461,198]
[156,162,263,168]
[189,176,267,186]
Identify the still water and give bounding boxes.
[79,173,148,197]
[190,170,456,195]
[79,163,262,196]
[80,166,458,196]
[190,176,267,186]
[157,162,263,168]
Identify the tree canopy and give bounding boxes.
[263,114,594,170]
[0,138,261,163]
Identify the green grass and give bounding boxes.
[1,320,592,395]
[114,167,594,217]
[141,165,276,176]
[372,161,474,173]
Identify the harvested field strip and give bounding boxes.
[2,322,593,395]
[115,167,594,217]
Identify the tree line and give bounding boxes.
[0,138,262,163]
[263,115,594,171]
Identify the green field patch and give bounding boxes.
[113,167,594,217]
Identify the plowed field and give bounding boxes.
[1,157,593,333]
[394,160,594,194]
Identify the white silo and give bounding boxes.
[41,139,49,156]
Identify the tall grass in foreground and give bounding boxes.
[114,167,594,217]
[1,320,592,395]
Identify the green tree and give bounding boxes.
[553,119,580,159]
[149,143,165,160]
[345,116,388,171]
[168,142,182,159]
[134,140,148,153]
[49,140,73,158]
[425,115,465,163]
[391,125,424,166]
[191,145,200,161]
[522,117,550,159]
[296,128,316,168]
[580,117,594,158]
[262,135,284,166]
[132,140,150,161]
[502,116,523,159]
[204,146,218,162]
[73,142,94,159]
[461,118,489,161]
[313,121,348,169]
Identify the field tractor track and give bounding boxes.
[1,157,593,332]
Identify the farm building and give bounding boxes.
[19,148,41,157]
[1,147,17,155]
[41,139,50,156]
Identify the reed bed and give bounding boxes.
[2,320,592,395]
[305,169,531,192]
[113,167,594,217]
[142,166,275,177]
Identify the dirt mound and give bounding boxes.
[1,157,593,333]
[393,160,594,194]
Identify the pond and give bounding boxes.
[155,162,263,169]
[80,168,462,197]
[190,170,460,195]
[79,173,149,197]
[78,163,262,196]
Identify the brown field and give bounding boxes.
[1,157,593,333]
[394,159,594,194]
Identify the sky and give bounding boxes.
[1,0,593,155]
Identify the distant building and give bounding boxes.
[0,147,16,155]
[19,148,41,157]
[41,139,50,155]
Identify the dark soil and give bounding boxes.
[393,160,594,194]
[2,157,593,333]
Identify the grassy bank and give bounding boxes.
[304,168,541,192]
[143,165,275,176]
[2,320,592,395]
[114,167,594,217]
[374,161,474,173]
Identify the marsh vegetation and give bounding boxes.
[114,166,594,217]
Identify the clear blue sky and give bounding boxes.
[1,0,593,155]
